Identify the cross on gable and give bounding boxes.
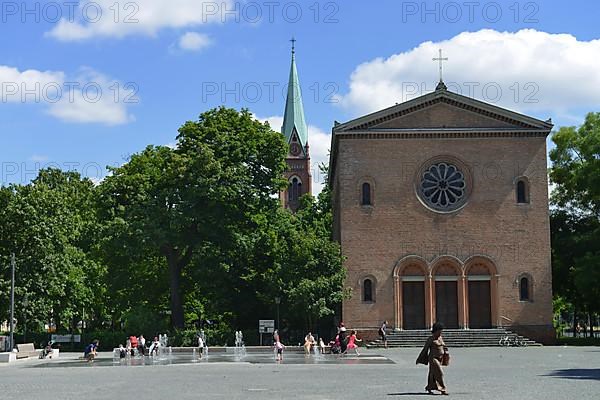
[432,48,448,82]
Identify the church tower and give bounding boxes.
[280,39,312,212]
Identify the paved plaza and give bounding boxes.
[1,347,599,400]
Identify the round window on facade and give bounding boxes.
[416,158,471,213]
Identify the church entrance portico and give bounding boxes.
[393,255,498,330]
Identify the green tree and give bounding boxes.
[235,163,346,336]
[550,112,600,215]
[98,107,287,329]
[0,169,104,332]
[550,112,600,332]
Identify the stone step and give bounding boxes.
[366,328,540,348]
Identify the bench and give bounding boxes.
[16,343,38,359]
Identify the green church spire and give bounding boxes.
[281,38,308,147]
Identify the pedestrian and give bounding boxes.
[379,320,388,348]
[149,336,160,356]
[118,344,127,359]
[339,326,348,354]
[129,335,138,356]
[274,337,285,362]
[346,330,363,356]
[304,332,315,355]
[416,322,449,396]
[319,338,326,354]
[138,335,146,356]
[84,339,99,362]
[198,335,205,359]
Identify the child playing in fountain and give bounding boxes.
[274,338,285,362]
[149,336,160,356]
[346,330,362,356]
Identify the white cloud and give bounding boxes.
[258,115,330,195]
[178,32,212,52]
[47,68,136,126]
[47,0,231,41]
[0,66,65,102]
[337,29,600,119]
[0,65,136,126]
[29,155,49,162]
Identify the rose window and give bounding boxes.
[419,162,466,211]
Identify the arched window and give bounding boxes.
[519,277,529,301]
[361,182,371,206]
[516,179,529,204]
[363,279,373,302]
[288,177,301,202]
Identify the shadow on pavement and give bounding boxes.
[544,369,600,380]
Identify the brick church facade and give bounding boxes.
[329,82,555,344]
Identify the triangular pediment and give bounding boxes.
[372,102,517,130]
[334,89,553,133]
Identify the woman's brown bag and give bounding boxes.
[442,352,450,366]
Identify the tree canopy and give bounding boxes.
[0,107,346,345]
[550,112,600,331]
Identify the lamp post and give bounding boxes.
[274,296,281,331]
[23,295,28,344]
[9,253,15,350]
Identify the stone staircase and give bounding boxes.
[367,328,540,348]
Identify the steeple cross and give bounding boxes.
[432,48,448,82]
[290,37,296,54]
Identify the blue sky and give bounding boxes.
[1,0,599,191]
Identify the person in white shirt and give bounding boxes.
[197,335,205,358]
[138,335,146,356]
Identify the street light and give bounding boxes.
[23,295,28,344]
[9,253,15,350]
[274,296,281,331]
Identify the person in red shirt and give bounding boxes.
[129,336,138,356]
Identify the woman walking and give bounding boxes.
[416,322,449,395]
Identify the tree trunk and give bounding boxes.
[166,252,185,329]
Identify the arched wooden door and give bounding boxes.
[402,280,426,329]
[396,263,428,330]
[467,262,493,328]
[433,262,460,329]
